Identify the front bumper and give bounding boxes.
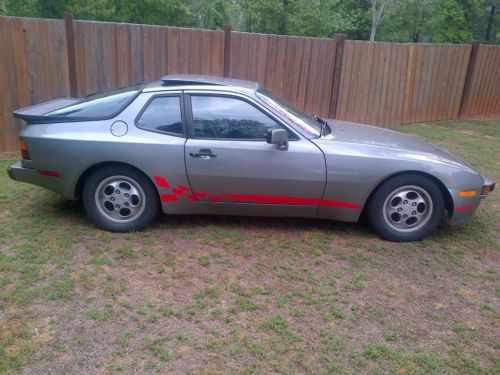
[481,176,495,196]
[449,175,495,225]
[7,161,64,195]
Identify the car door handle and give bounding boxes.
[189,149,217,159]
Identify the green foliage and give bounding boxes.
[377,0,493,43]
[377,0,435,42]
[1,0,497,43]
[285,0,370,38]
[431,0,473,43]
[194,0,229,30]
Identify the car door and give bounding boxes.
[183,91,327,217]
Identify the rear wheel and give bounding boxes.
[367,174,444,241]
[83,165,159,232]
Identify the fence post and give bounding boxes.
[458,40,480,118]
[64,12,78,97]
[329,33,344,119]
[223,25,232,78]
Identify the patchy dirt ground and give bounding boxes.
[0,119,498,374]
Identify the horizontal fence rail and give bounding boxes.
[0,15,499,152]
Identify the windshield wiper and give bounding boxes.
[312,114,332,137]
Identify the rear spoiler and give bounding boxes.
[13,98,82,123]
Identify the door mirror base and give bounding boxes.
[266,129,289,151]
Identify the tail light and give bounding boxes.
[19,137,31,160]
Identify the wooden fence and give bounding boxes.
[0,15,499,152]
[337,41,472,125]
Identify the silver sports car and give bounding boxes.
[8,74,495,241]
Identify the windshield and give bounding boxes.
[256,88,322,137]
[45,84,144,118]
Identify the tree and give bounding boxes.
[286,0,365,38]
[3,0,69,18]
[192,0,229,30]
[1,0,497,43]
[36,0,71,18]
[252,0,287,34]
[457,0,484,39]
[484,0,498,42]
[431,0,473,43]
[377,0,434,42]
[369,0,385,41]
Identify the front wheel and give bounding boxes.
[367,174,445,242]
[82,166,159,232]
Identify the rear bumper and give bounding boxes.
[7,161,64,195]
[7,164,16,180]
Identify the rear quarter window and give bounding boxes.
[136,96,184,136]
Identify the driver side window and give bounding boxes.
[190,95,296,140]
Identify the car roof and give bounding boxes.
[142,74,259,93]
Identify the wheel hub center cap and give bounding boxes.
[383,185,434,232]
[95,176,146,223]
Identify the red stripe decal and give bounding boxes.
[205,193,360,209]
[319,199,361,209]
[154,176,170,188]
[456,205,474,212]
[153,175,360,209]
[160,194,177,202]
[178,184,191,191]
[194,192,208,199]
[38,170,60,177]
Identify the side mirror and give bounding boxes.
[266,129,289,151]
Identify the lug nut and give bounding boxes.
[403,200,408,204]
[412,202,416,206]
[116,190,120,194]
[124,202,129,207]
[403,214,408,218]
[124,193,129,198]
[412,211,416,215]
[115,204,120,208]
[397,208,402,212]
[110,197,115,201]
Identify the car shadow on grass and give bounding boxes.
[155,209,373,235]
[33,192,475,245]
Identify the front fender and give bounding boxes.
[314,140,485,222]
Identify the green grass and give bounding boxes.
[0,118,498,374]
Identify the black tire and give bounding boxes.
[367,174,445,242]
[82,165,159,232]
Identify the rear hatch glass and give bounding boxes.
[44,83,145,119]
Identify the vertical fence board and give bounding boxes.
[482,47,499,114]
[0,17,17,151]
[460,44,500,117]
[11,18,29,110]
